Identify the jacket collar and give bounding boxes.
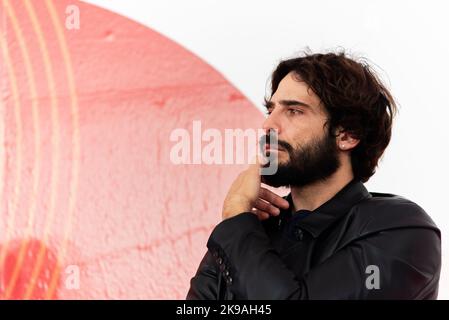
[281,179,372,238]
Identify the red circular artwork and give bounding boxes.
[0,0,263,299]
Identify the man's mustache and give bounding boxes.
[259,134,293,153]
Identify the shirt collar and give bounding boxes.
[280,179,372,238]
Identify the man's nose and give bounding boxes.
[262,112,281,135]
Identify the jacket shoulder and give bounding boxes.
[348,192,440,236]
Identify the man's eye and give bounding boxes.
[288,109,303,115]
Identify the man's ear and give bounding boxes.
[335,127,360,151]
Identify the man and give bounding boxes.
[186,51,441,299]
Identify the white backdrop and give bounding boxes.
[84,0,449,299]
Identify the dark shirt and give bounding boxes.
[187,179,441,299]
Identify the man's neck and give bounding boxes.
[290,167,355,213]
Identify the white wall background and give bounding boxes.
[83,0,449,299]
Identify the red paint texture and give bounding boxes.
[1,239,60,299]
[0,0,263,298]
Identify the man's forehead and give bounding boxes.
[271,72,321,107]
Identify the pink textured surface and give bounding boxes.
[0,0,263,299]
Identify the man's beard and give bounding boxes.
[261,131,340,188]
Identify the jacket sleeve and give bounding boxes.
[186,251,223,300]
[203,212,441,300]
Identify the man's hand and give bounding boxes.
[222,157,289,220]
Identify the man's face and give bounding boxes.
[261,71,340,188]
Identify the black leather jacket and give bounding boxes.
[186,179,441,299]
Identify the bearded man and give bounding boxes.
[186,51,441,300]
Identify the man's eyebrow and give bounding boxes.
[263,99,312,109]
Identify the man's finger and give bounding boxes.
[254,198,280,216]
[251,208,270,221]
[259,187,290,209]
